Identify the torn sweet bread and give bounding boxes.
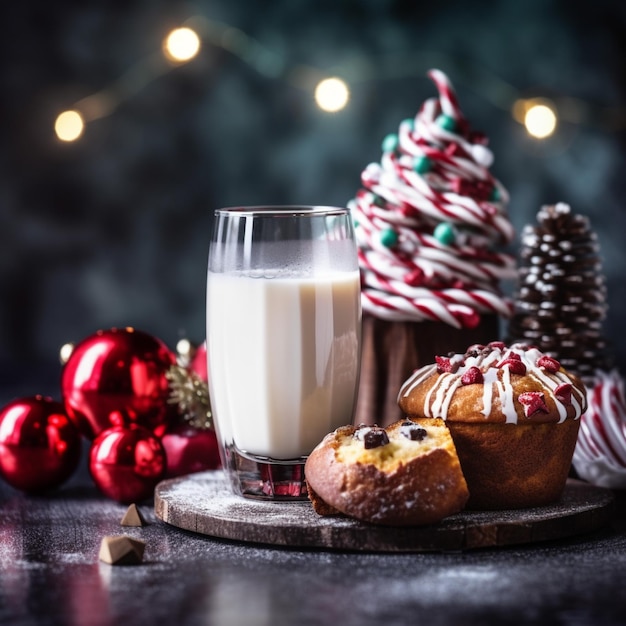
[305,417,468,526]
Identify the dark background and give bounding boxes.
[1,0,625,403]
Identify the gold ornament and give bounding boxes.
[165,365,212,430]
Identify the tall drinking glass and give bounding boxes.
[206,206,361,500]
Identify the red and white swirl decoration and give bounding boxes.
[349,68,516,327]
[573,369,626,488]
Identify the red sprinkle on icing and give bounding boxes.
[537,355,561,373]
[497,358,527,375]
[461,366,484,385]
[487,341,506,351]
[466,344,485,355]
[518,391,549,417]
[555,383,572,405]
[436,356,461,374]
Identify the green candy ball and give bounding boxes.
[433,222,456,245]
[380,228,398,248]
[436,114,456,132]
[413,155,431,174]
[381,133,399,153]
[490,186,501,202]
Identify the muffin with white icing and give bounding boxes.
[398,341,587,509]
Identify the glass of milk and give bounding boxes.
[206,206,361,500]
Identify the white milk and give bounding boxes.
[207,271,361,459]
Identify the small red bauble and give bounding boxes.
[190,341,208,382]
[161,424,220,478]
[89,424,166,503]
[0,396,81,492]
[61,327,176,439]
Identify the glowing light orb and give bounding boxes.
[54,110,84,142]
[524,103,557,139]
[164,27,201,62]
[59,342,75,365]
[314,77,350,112]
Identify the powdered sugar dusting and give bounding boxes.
[154,471,612,553]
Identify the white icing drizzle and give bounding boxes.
[498,366,517,424]
[481,380,493,418]
[400,342,586,424]
[522,347,585,423]
[431,375,462,418]
[399,364,437,399]
[424,374,449,419]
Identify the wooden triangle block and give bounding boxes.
[121,503,146,527]
[99,536,146,565]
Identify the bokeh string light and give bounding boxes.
[163,27,202,63]
[53,15,626,143]
[512,98,558,139]
[525,104,557,139]
[314,77,350,112]
[54,110,84,142]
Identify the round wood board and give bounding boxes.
[154,471,614,552]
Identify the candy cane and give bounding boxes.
[358,238,515,288]
[428,68,462,119]
[362,291,468,327]
[361,271,512,317]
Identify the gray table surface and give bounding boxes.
[1,449,626,626]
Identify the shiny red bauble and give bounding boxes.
[190,341,208,382]
[161,424,220,478]
[61,327,176,439]
[0,396,81,492]
[89,424,166,503]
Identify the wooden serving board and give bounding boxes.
[154,471,614,552]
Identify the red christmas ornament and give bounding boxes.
[190,341,208,382]
[61,327,176,439]
[89,424,166,503]
[161,424,220,478]
[0,396,81,492]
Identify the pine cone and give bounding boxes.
[508,202,610,385]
